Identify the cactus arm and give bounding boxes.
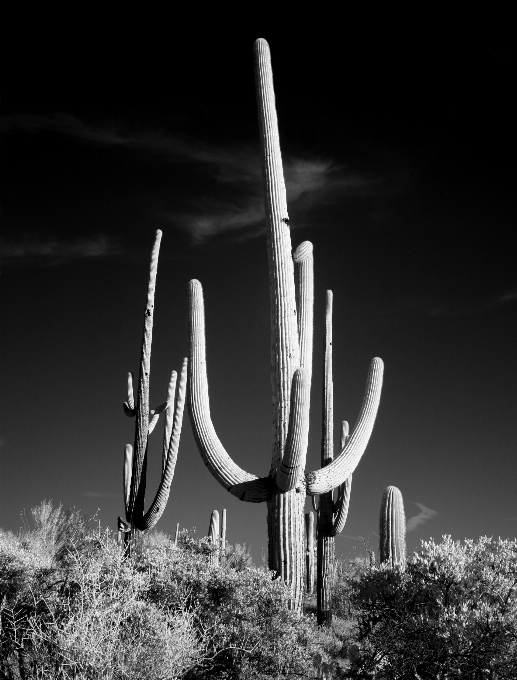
[138,357,187,531]
[127,229,162,522]
[293,241,314,459]
[306,357,384,495]
[123,372,135,417]
[312,495,319,512]
[276,369,308,492]
[255,38,300,475]
[162,371,177,473]
[188,279,269,502]
[123,444,133,520]
[331,420,351,535]
[380,486,406,567]
[332,473,352,537]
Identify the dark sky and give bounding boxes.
[1,22,515,563]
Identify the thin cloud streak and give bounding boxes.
[3,113,390,242]
[1,234,120,266]
[406,503,438,533]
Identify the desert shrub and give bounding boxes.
[137,530,339,679]
[348,536,517,679]
[0,503,340,679]
[0,506,200,679]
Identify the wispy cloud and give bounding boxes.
[429,288,517,317]
[1,234,120,266]
[2,113,388,243]
[406,503,438,533]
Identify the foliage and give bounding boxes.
[348,536,517,679]
[0,502,339,679]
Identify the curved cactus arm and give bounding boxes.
[276,368,308,492]
[332,419,349,511]
[162,371,177,473]
[123,444,133,520]
[138,358,187,532]
[189,279,269,502]
[331,474,352,537]
[147,412,160,435]
[305,357,384,495]
[127,229,162,522]
[331,421,351,536]
[147,399,169,435]
[123,372,136,416]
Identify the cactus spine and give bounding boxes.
[188,39,384,613]
[379,486,406,568]
[118,230,187,550]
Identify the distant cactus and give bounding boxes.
[188,38,384,613]
[118,230,187,552]
[208,509,220,566]
[380,486,406,568]
[221,508,227,554]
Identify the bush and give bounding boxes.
[0,502,339,679]
[348,536,517,679]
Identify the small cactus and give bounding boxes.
[117,230,187,552]
[221,508,227,555]
[208,509,220,566]
[379,486,406,568]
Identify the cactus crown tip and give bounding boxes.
[293,240,313,262]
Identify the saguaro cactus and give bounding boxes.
[188,39,384,612]
[316,292,354,625]
[379,486,406,568]
[118,230,187,549]
[208,509,220,566]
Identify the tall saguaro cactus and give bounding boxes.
[379,486,406,568]
[118,230,187,549]
[188,39,384,613]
